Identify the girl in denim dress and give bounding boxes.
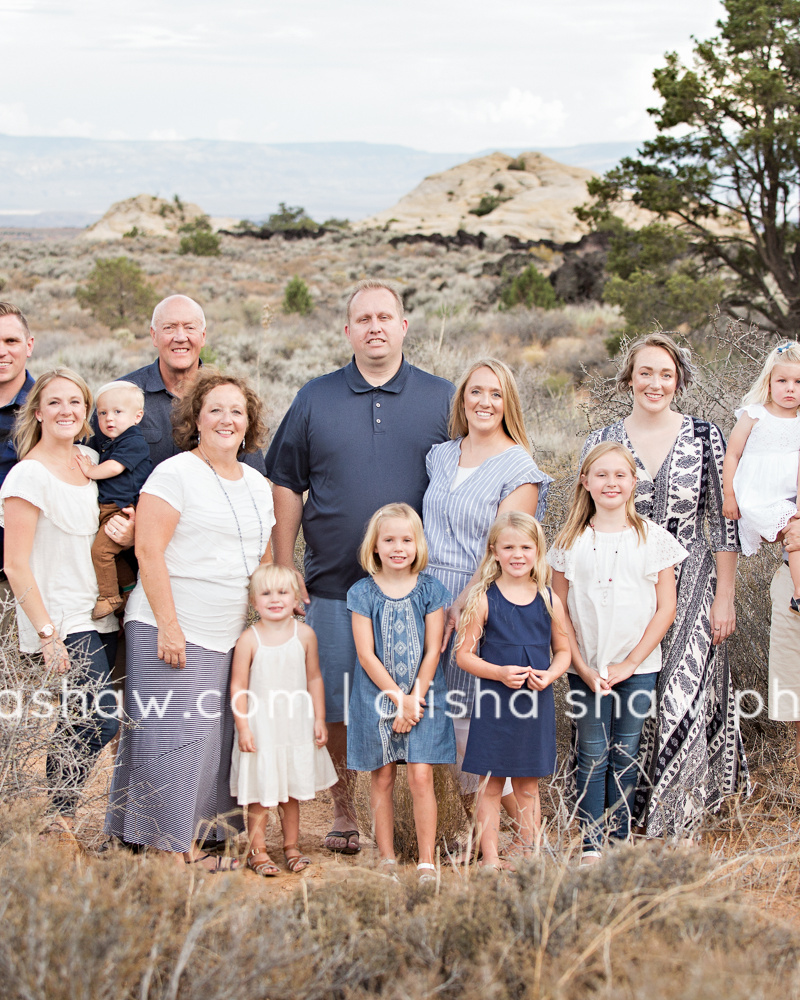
[347,503,455,881]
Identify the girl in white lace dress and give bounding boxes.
[723,341,800,615]
[230,564,337,876]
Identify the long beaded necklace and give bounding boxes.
[589,520,628,607]
[198,446,264,576]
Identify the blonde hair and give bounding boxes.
[553,442,647,551]
[449,358,531,452]
[95,380,145,410]
[456,511,558,652]
[13,367,93,459]
[346,280,404,324]
[358,502,428,576]
[249,563,301,603]
[742,340,800,405]
[616,332,695,394]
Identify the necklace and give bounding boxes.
[198,447,264,576]
[589,521,628,607]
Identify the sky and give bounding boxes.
[1,0,725,153]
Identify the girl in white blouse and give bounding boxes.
[547,442,687,864]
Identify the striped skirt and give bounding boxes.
[104,621,243,851]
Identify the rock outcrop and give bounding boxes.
[79,194,235,242]
[359,151,650,243]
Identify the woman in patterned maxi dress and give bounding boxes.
[583,333,748,838]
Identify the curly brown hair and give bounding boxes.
[171,368,268,453]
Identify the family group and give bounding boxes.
[0,279,797,879]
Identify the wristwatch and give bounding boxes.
[37,624,55,640]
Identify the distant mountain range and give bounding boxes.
[0,135,641,229]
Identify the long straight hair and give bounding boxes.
[448,357,531,452]
[13,367,93,459]
[455,511,559,652]
[553,441,647,551]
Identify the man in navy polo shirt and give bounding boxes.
[102,294,266,548]
[0,302,35,607]
[266,279,454,854]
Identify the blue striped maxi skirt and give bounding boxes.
[105,621,243,851]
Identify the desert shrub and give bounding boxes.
[282,276,313,315]
[267,202,318,232]
[468,194,509,217]
[178,216,221,257]
[508,155,526,171]
[500,263,561,311]
[75,257,159,329]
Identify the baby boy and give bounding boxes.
[76,381,152,620]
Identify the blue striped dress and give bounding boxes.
[422,438,552,717]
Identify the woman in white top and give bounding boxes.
[1,368,119,828]
[105,369,275,872]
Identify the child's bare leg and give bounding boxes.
[510,777,540,856]
[370,763,397,860]
[787,547,800,602]
[246,802,269,850]
[407,763,437,865]
[475,775,505,867]
[279,798,300,848]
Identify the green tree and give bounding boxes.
[178,216,221,256]
[499,264,560,311]
[282,276,313,315]
[75,257,159,328]
[578,0,800,333]
[267,203,318,232]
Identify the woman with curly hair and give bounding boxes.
[105,369,274,871]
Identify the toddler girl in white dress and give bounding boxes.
[230,564,337,876]
[723,341,800,615]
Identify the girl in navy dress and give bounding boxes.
[347,503,455,882]
[456,511,569,869]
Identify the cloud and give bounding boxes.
[52,117,94,136]
[0,102,32,134]
[432,88,567,143]
[110,25,211,50]
[217,118,245,142]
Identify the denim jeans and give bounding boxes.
[47,629,119,816]
[567,672,657,851]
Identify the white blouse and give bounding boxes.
[125,453,274,652]
[548,521,688,678]
[0,447,117,653]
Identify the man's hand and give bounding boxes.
[105,506,135,548]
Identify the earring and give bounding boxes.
[36,417,42,423]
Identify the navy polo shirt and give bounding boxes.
[95,424,153,507]
[0,370,34,570]
[94,359,266,474]
[266,357,454,600]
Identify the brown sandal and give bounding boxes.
[283,843,312,873]
[246,847,280,877]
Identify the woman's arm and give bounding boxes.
[721,415,755,520]
[134,493,184,668]
[3,496,69,672]
[710,550,737,645]
[413,606,445,701]
[351,612,423,723]
[455,593,531,688]
[230,630,256,751]
[605,566,678,686]
[301,625,328,747]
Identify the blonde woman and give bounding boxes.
[422,358,551,846]
[0,368,119,828]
